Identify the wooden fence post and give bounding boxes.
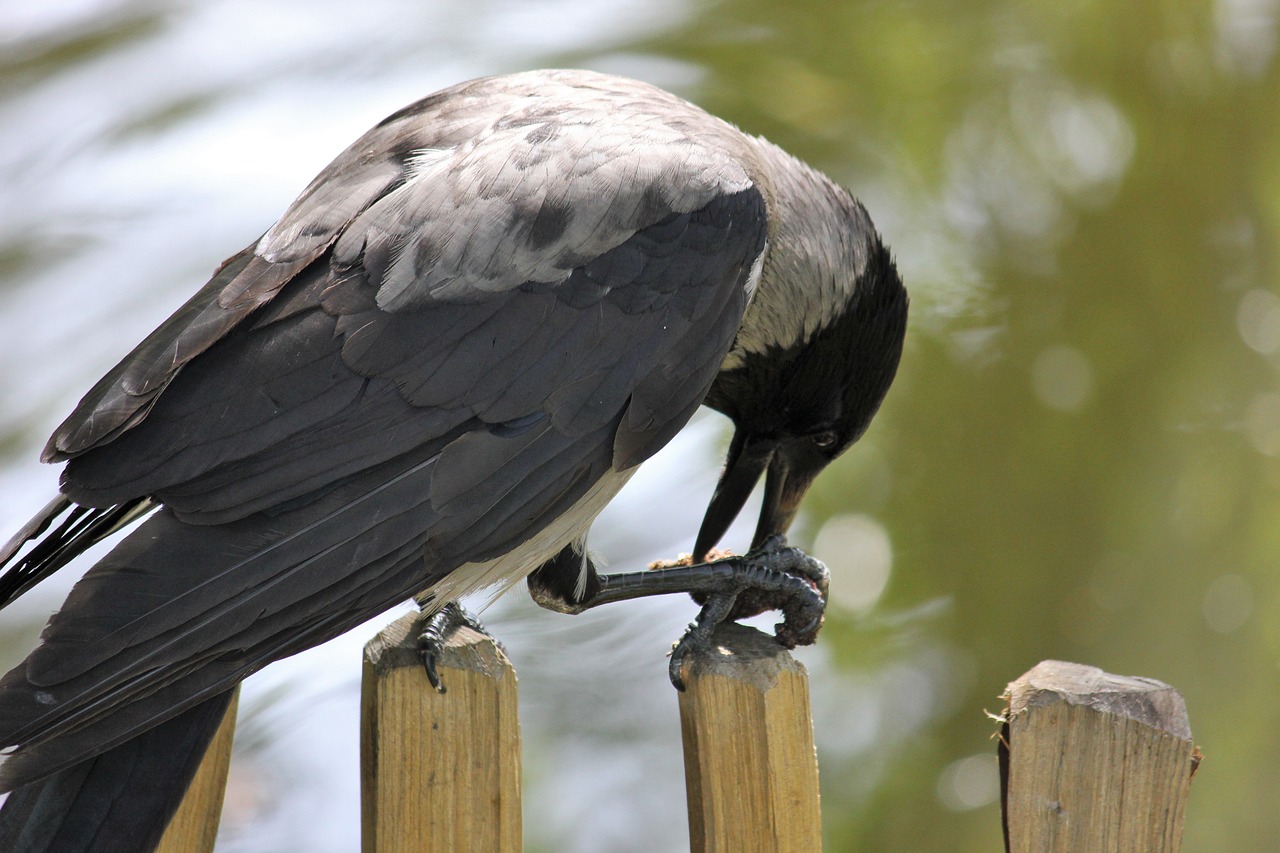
[677,622,823,853]
[998,660,1200,853]
[156,686,240,853]
[361,611,521,853]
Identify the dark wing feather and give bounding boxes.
[39,74,513,465]
[0,184,765,790]
[43,250,318,462]
[0,690,236,853]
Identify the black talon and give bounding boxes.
[416,601,487,693]
[669,591,741,690]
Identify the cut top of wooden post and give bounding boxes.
[1000,660,1199,853]
[1005,660,1191,740]
[363,611,512,681]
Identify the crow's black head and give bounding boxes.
[695,237,907,560]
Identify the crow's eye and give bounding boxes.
[809,430,838,450]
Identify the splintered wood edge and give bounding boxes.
[364,610,513,680]
[678,621,807,690]
[1003,660,1191,741]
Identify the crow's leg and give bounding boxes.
[526,536,829,689]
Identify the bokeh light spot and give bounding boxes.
[813,514,893,614]
[1237,288,1280,355]
[1031,344,1094,412]
[937,754,1001,811]
[1203,573,1254,634]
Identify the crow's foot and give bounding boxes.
[416,601,488,693]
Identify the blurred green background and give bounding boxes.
[1,0,1277,850]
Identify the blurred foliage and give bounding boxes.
[608,0,1280,850]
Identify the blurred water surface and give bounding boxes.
[1,1,1278,851]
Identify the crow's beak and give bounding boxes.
[693,430,825,561]
[751,444,823,550]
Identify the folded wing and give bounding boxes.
[0,72,768,788]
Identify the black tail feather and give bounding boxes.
[0,497,153,611]
[0,688,234,853]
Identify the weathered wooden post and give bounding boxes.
[678,622,823,853]
[361,612,521,853]
[998,660,1200,853]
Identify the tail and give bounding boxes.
[0,497,154,610]
[0,689,234,853]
